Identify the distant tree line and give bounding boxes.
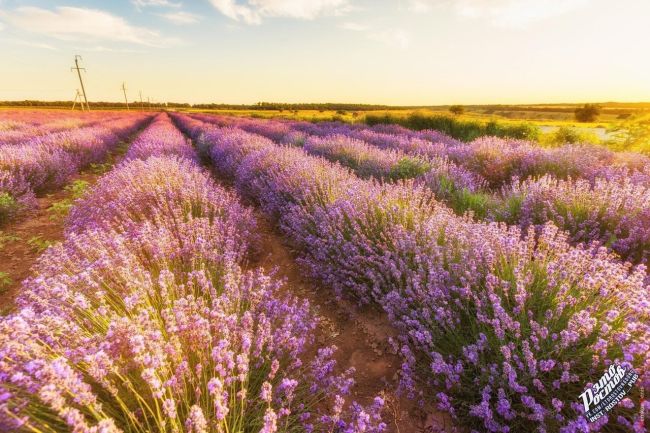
[0,100,417,111]
[0,100,191,109]
[465,104,644,116]
[192,102,407,111]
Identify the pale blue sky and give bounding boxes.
[1,0,649,104]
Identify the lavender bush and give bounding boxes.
[125,113,197,162]
[501,175,650,265]
[303,135,430,181]
[0,170,37,224]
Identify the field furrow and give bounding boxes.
[174,116,441,431]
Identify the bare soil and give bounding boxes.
[0,188,69,313]
[0,138,135,315]
[177,116,454,431]
[247,212,451,432]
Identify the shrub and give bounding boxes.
[539,126,601,146]
[389,157,431,180]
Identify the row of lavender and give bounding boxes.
[0,109,102,128]
[0,113,386,433]
[300,132,650,268]
[0,111,129,146]
[174,113,649,433]
[0,113,150,225]
[200,114,649,188]
[197,114,650,267]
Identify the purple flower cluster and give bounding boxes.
[208,114,650,190]
[0,115,147,205]
[175,113,649,433]
[304,134,409,180]
[502,175,650,265]
[125,113,197,162]
[299,129,650,266]
[1,115,387,433]
[444,137,650,189]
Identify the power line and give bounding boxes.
[71,55,89,111]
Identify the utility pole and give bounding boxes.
[121,82,130,110]
[139,91,144,111]
[71,55,89,111]
[71,89,84,111]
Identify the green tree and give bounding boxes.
[449,105,465,116]
[574,104,601,122]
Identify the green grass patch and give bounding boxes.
[0,271,12,295]
[47,180,89,221]
[27,236,54,253]
[365,113,540,142]
[0,192,19,225]
[389,157,431,180]
[0,231,21,249]
[89,162,113,175]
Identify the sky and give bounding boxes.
[0,0,649,105]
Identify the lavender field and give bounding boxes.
[0,109,648,433]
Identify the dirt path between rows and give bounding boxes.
[197,169,450,432]
[0,132,143,315]
[173,115,455,432]
[0,172,94,314]
[248,211,451,432]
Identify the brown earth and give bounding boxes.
[202,162,453,432]
[247,212,454,432]
[176,118,454,432]
[0,139,134,315]
[0,185,72,314]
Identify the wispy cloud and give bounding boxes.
[82,45,144,53]
[159,11,201,24]
[208,0,350,25]
[132,0,181,8]
[340,21,410,50]
[1,37,58,50]
[408,0,435,13]
[409,0,591,27]
[2,6,173,47]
